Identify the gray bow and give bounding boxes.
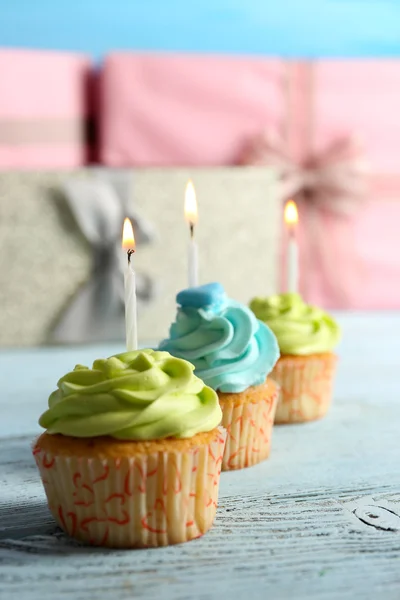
[51,171,156,344]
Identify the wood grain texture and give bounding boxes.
[0,313,400,599]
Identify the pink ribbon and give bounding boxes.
[241,130,368,306]
[241,130,368,215]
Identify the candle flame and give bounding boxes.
[284,200,298,226]
[184,179,198,226]
[122,217,135,251]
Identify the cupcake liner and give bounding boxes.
[271,353,337,424]
[219,382,278,471]
[33,429,226,548]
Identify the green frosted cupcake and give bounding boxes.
[250,293,341,423]
[33,349,225,548]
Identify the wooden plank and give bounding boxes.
[0,314,400,599]
[1,490,400,600]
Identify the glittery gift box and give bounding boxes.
[0,167,280,346]
[0,171,91,347]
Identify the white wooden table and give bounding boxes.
[1,313,400,600]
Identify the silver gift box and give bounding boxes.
[0,167,280,347]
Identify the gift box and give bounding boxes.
[100,53,283,167]
[242,61,400,309]
[0,167,279,346]
[0,169,159,347]
[100,54,400,309]
[0,50,93,168]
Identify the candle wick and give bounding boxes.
[127,249,135,265]
[190,223,194,239]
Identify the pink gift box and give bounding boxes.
[0,49,93,168]
[100,53,283,166]
[277,61,400,310]
[100,53,400,308]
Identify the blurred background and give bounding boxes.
[0,0,399,347]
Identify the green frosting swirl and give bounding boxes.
[39,349,222,440]
[249,293,341,355]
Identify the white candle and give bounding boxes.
[284,200,299,294]
[287,235,299,293]
[122,218,138,351]
[124,257,138,351]
[188,236,199,288]
[184,180,199,288]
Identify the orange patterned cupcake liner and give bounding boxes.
[218,379,278,471]
[33,428,226,548]
[271,353,337,424]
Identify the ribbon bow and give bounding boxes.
[51,172,156,344]
[242,131,368,306]
[241,131,368,214]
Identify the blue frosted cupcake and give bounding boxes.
[159,283,280,470]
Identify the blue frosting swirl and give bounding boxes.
[159,283,280,393]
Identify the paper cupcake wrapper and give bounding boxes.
[271,354,337,424]
[219,387,278,471]
[33,429,226,548]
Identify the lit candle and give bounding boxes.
[284,200,299,293]
[184,179,199,287]
[122,217,137,351]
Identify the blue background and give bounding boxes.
[0,0,400,58]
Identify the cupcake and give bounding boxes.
[159,283,280,471]
[250,293,341,424]
[33,349,225,548]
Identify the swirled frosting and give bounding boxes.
[250,293,341,355]
[159,283,280,393]
[39,349,222,440]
